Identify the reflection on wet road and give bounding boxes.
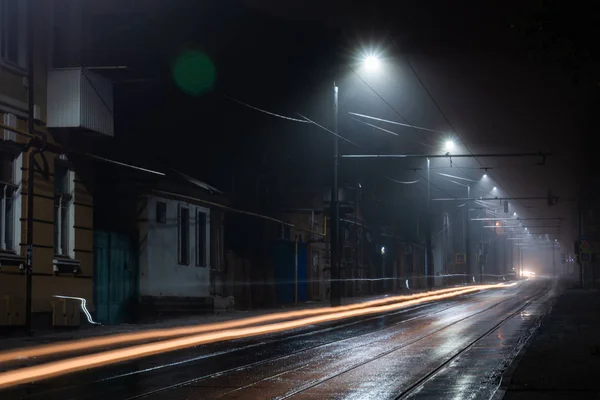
[1,280,553,400]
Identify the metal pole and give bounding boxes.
[25,0,36,336]
[552,242,556,279]
[425,158,432,289]
[330,83,341,306]
[381,253,385,293]
[465,185,470,285]
[294,239,298,304]
[579,201,584,288]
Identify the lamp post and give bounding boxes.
[330,83,341,306]
[465,184,471,285]
[425,158,432,289]
[381,246,386,293]
[330,55,381,307]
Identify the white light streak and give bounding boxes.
[53,295,101,326]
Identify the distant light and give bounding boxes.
[513,212,517,216]
[363,55,381,72]
[358,182,362,188]
[483,174,488,178]
[444,139,455,152]
[495,221,500,226]
[493,186,497,191]
[521,270,536,278]
[381,246,386,255]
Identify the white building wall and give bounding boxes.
[139,196,211,298]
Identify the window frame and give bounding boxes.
[53,159,74,258]
[195,209,208,267]
[156,201,167,224]
[177,204,190,265]
[0,113,21,254]
[0,0,28,73]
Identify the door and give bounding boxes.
[94,231,138,324]
[272,240,308,305]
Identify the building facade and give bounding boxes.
[0,0,98,329]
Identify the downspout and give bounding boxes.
[25,0,47,335]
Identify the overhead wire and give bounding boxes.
[401,54,528,216]
[224,95,310,123]
[348,112,448,134]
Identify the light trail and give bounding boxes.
[0,285,506,364]
[0,284,517,389]
[53,295,101,326]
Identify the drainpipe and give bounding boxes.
[24,0,47,335]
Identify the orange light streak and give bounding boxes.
[0,284,512,389]
[0,285,501,364]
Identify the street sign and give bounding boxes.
[455,253,466,264]
[580,238,593,256]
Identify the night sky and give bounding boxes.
[84,0,597,245]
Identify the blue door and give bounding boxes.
[273,240,308,305]
[94,231,138,324]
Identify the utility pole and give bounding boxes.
[330,83,341,306]
[425,158,432,289]
[552,241,556,278]
[579,201,584,288]
[465,185,470,285]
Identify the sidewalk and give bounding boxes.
[503,280,600,399]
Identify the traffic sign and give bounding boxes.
[580,239,593,256]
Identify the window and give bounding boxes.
[0,113,20,253]
[178,205,190,265]
[0,151,16,251]
[156,201,166,224]
[3,113,16,141]
[54,160,73,257]
[196,210,207,267]
[0,0,27,69]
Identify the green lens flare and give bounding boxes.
[172,50,216,95]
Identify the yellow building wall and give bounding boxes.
[0,1,94,326]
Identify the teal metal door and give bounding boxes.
[94,231,138,324]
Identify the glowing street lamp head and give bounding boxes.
[483,174,487,178]
[363,55,381,72]
[493,186,497,191]
[444,139,455,153]
[381,246,386,255]
[513,212,517,216]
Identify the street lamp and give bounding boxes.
[363,55,381,72]
[330,54,383,306]
[444,139,455,153]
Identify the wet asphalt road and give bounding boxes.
[2,280,553,400]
